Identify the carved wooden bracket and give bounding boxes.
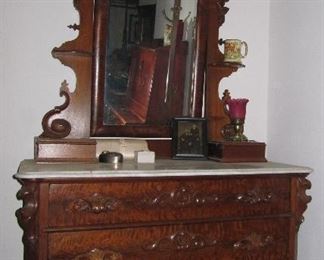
[40,0,94,139]
[295,176,312,230]
[40,80,72,139]
[15,182,39,259]
[34,0,98,162]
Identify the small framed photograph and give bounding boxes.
[172,117,208,159]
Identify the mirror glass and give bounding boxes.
[102,0,197,127]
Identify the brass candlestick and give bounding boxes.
[231,118,248,141]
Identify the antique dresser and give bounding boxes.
[14,0,312,259]
[15,159,311,260]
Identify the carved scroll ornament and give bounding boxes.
[40,80,72,139]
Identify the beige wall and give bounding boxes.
[268,1,324,258]
[0,1,77,258]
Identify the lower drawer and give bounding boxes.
[48,218,290,260]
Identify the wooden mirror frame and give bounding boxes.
[35,0,232,162]
[91,0,206,137]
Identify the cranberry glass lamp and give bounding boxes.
[225,98,249,141]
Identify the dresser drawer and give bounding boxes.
[48,218,290,260]
[47,176,290,228]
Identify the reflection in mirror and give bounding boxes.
[104,0,157,125]
[103,0,197,128]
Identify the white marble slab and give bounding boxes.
[14,159,312,179]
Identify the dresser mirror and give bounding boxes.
[36,0,218,161]
[91,0,206,137]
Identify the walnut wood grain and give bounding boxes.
[48,218,290,259]
[48,177,291,228]
[15,169,311,260]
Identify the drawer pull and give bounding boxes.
[143,231,217,252]
[69,193,120,214]
[236,190,273,204]
[139,185,219,208]
[67,185,220,214]
[71,248,123,260]
[233,232,274,251]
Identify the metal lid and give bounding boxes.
[99,151,123,163]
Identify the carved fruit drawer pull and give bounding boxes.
[233,232,274,251]
[71,248,123,260]
[69,193,120,214]
[236,190,273,204]
[143,231,217,252]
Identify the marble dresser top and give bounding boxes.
[14,160,312,179]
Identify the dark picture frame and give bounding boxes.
[172,117,208,159]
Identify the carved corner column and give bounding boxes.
[289,175,312,259]
[295,176,312,230]
[15,181,39,260]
